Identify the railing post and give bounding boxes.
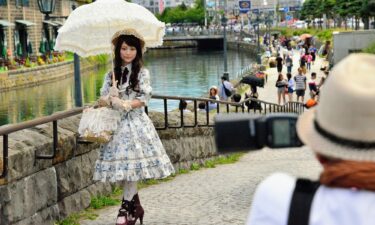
[0,135,8,178]
[35,120,58,159]
[164,99,168,129]
[180,100,184,127]
[194,100,198,126]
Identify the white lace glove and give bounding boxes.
[110,96,132,112]
[97,95,110,107]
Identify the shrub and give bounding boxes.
[363,41,375,54]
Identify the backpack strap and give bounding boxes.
[287,178,320,225]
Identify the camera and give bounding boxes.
[214,113,303,153]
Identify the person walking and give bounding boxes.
[275,73,287,105]
[309,45,317,65]
[95,30,175,225]
[286,73,294,102]
[285,54,293,74]
[219,76,234,101]
[305,52,312,71]
[294,67,307,103]
[246,53,375,225]
[276,53,283,73]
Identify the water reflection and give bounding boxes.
[0,48,254,126]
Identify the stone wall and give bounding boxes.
[333,30,375,64]
[0,111,217,225]
[0,59,99,92]
[227,41,258,55]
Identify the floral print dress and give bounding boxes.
[93,68,175,182]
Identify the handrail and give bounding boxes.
[0,95,304,179]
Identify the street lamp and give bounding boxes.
[264,11,274,48]
[37,0,56,20]
[250,12,264,65]
[233,6,240,34]
[38,0,82,107]
[221,13,229,79]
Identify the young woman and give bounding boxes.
[208,86,219,111]
[94,30,175,225]
[275,73,287,105]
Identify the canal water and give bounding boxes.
[0,48,255,126]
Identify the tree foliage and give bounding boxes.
[301,0,375,29]
[156,0,205,24]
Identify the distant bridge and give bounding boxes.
[163,32,226,49]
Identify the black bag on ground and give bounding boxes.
[241,76,265,88]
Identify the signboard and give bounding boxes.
[286,15,293,21]
[239,0,251,13]
[284,7,289,13]
[252,8,259,14]
[289,6,301,11]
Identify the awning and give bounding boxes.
[15,20,36,27]
[43,20,59,27]
[0,20,15,27]
[52,20,65,26]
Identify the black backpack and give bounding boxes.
[222,82,233,97]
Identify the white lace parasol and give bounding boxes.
[55,0,165,57]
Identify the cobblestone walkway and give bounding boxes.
[81,147,322,225]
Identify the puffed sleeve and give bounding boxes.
[135,68,152,106]
[100,71,112,97]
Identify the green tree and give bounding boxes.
[361,0,375,29]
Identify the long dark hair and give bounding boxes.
[113,35,143,91]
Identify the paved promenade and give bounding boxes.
[81,148,322,225]
[257,48,327,104]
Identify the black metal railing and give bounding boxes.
[0,94,304,179]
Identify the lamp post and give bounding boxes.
[250,12,264,65]
[233,6,239,35]
[221,13,228,79]
[38,0,82,107]
[264,11,274,49]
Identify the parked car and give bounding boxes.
[292,20,307,29]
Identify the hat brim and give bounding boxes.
[111,29,147,54]
[297,109,375,162]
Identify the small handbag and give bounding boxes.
[78,73,121,143]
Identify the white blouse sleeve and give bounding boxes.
[100,72,112,97]
[135,68,152,106]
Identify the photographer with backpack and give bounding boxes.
[246,54,375,225]
[219,76,234,101]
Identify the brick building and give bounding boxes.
[0,0,75,59]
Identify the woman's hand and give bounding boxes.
[110,96,132,112]
[97,96,110,107]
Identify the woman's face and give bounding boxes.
[210,88,216,96]
[120,42,137,65]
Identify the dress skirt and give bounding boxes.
[93,109,175,182]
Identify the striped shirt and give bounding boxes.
[294,74,306,90]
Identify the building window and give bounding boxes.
[166,1,170,5]
[15,0,29,7]
[0,0,7,6]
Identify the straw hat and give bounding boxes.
[297,53,375,162]
[111,28,146,53]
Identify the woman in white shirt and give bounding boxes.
[247,54,375,225]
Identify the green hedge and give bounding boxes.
[363,41,375,54]
[271,27,351,42]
